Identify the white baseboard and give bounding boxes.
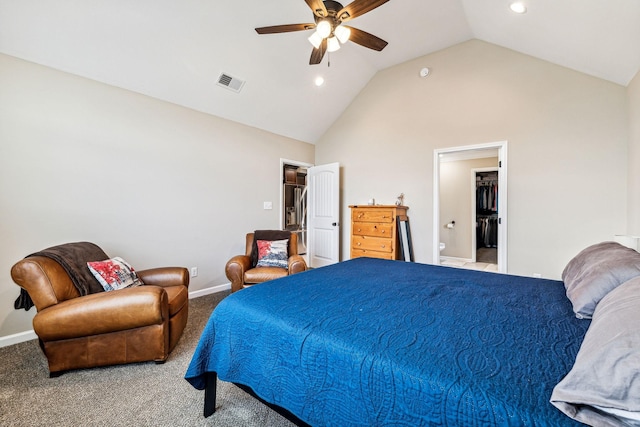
[440,256,473,263]
[0,330,38,348]
[0,283,232,348]
[189,282,231,298]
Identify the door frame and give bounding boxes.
[433,141,508,273]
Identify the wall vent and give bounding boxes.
[216,72,245,93]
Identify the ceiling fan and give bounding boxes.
[255,0,390,65]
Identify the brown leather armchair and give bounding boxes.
[225,231,307,293]
[10,242,189,376]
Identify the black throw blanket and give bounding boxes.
[250,230,292,268]
[28,242,109,295]
[14,242,110,311]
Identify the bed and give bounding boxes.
[185,242,640,426]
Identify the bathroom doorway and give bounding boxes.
[433,141,508,273]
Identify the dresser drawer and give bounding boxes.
[351,248,395,260]
[352,208,395,223]
[352,222,393,237]
[351,235,393,253]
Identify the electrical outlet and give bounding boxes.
[263,201,273,210]
[190,267,198,278]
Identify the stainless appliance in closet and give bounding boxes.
[283,165,307,255]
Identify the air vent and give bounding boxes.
[216,72,245,93]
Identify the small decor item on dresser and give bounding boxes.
[395,193,405,206]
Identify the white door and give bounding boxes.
[307,162,340,268]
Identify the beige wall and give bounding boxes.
[316,40,629,279]
[0,54,314,338]
[440,157,498,259]
[629,71,640,235]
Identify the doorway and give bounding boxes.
[282,162,308,255]
[472,167,499,266]
[433,141,508,273]
[280,159,341,268]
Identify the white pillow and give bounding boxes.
[551,276,640,425]
[562,241,640,319]
[256,239,289,269]
[87,257,143,291]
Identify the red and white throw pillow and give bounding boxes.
[87,257,143,291]
[256,239,289,269]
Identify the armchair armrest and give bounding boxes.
[33,286,168,341]
[225,255,251,293]
[288,255,307,275]
[138,267,189,288]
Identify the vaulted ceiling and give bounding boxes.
[1,0,639,143]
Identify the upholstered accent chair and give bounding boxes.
[225,231,307,293]
[10,242,189,376]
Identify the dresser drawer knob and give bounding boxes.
[381,230,385,233]
[381,244,385,248]
[357,242,361,246]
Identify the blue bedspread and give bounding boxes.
[185,258,589,426]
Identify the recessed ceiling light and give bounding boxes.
[510,2,527,14]
[314,76,325,87]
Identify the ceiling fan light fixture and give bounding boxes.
[308,31,323,49]
[334,25,351,44]
[316,20,332,38]
[327,36,340,52]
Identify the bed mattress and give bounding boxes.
[186,257,589,426]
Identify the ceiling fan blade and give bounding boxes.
[337,0,390,22]
[304,0,328,18]
[255,23,315,34]
[310,39,327,65]
[345,26,388,51]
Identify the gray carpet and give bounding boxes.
[0,291,296,427]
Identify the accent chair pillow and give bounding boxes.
[256,239,289,269]
[551,276,640,426]
[87,257,144,291]
[561,241,640,319]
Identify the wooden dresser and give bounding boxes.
[350,205,409,260]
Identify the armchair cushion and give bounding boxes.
[244,266,289,284]
[32,286,168,341]
[256,239,289,269]
[87,257,143,291]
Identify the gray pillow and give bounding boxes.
[562,241,640,319]
[551,276,640,426]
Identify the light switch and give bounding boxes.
[263,201,273,210]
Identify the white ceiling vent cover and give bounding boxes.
[217,72,245,93]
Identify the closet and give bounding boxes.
[475,171,498,260]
